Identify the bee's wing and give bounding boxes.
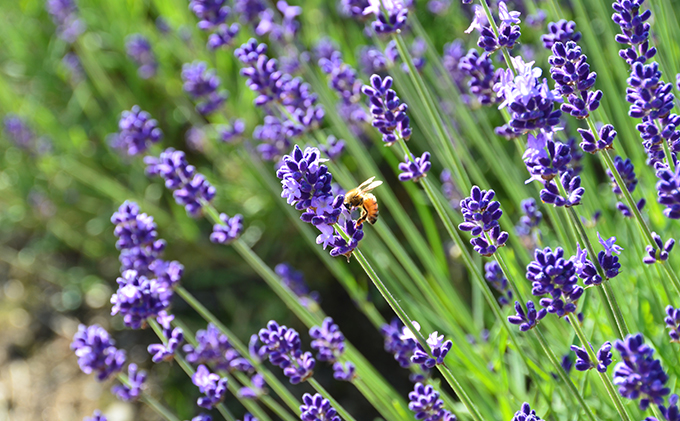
[357,176,376,190]
[360,180,383,193]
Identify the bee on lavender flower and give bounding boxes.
[344,177,383,228]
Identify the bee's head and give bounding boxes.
[344,202,351,210]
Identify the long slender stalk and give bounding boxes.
[566,313,633,421]
[116,373,182,421]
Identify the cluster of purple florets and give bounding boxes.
[570,342,612,373]
[527,247,584,317]
[364,0,409,34]
[144,148,217,217]
[398,152,431,182]
[458,186,509,256]
[523,130,584,208]
[46,0,85,43]
[362,74,412,146]
[613,333,670,410]
[235,39,324,161]
[508,300,546,331]
[188,0,241,50]
[494,56,562,135]
[71,324,126,381]
[411,331,452,369]
[664,306,680,342]
[210,212,244,245]
[111,363,147,401]
[408,383,457,421]
[125,34,158,79]
[472,1,521,53]
[548,41,602,119]
[110,201,184,328]
[515,198,542,238]
[277,145,363,260]
[541,19,581,49]
[258,321,316,384]
[300,393,341,421]
[181,61,228,115]
[458,49,500,106]
[511,403,544,421]
[318,46,368,137]
[112,105,163,156]
[192,364,229,409]
[275,263,321,307]
[148,311,184,363]
[484,261,513,305]
[309,317,355,381]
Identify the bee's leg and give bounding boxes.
[355,207,368,228]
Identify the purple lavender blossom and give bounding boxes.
[442,40,468,93]
[110,201,184,286]
[561,353,573,374]
[259,321,315,384]
[408,383,456,421]
[332,361,356,382]
[362,74,411,145]
[549,41,602,119]
[110,269,172,329]
[183,323,234,371]
[515,198,542,237]
[364,0,409,34]
[319,135,346,160]
[234,0,266,25]
[613,333,670,410]
[527,247,583,317]
[3,114,35,150]
[508,300,546,331]
[475,1,521,53]
[45,0,85,43]
[148,327,184,363]
[189,0,230,31]
[84,410,107,421]
[398,152,431,182]
[526,10,546,28]
[541,20,581,49]
[440,169,461,209]
[208,23,240,50]
[411,331,452,368]
[219,119,246,143]
[523,131,572,183]
[512,403,543,421]
[210,213,244,244]
[71,324,126,381]
[238,373,266,399]
[596,232,623,279]
[578,123,616,154]
[645,394,680,421]
[126,34,158,79]
[643,232,675,264]
[300,393,341,421]
[111,106,162,156]
[484,261,513,305]
[359,46,387,75]
[494,56,562,134]
[275,263,321,307]
[145,148,217,217]
[181,61,227,115]
[111,363,146,401]
[381,318,417,368]
[458,186,509,256]
[540,171,585,208]
[665,306,680,342]
[570,342,612,373]
[612,0,656,65]
[309,318,346,362]
[428,0,451,15]
[572,243,602,286]
[656,164,680,219]
[192,365,228,409]
[458,49,499,106]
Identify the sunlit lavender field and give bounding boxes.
[2,0,680,420]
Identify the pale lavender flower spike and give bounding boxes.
[498,1,520,25]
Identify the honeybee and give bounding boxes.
[344,176,383,228]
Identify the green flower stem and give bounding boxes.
[335,224,485,421]
[149,320,237,421]
[116,373,181,421]
[531,328,597,421]
[307,378,358,421]
[494,250,525,304]
[175,286,302,413]
[566,313,633,421]
[390,33,470,189]
[223,372,272,421]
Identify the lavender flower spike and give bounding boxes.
[664,306,680,342]
[126,34,158,79]
[484,261,513,305]
[398,152,431,182]
[192,365,228,409]
[258,321,315,384]
[570,342,612,373]
[299,393,341,421]
[512,403,544,421]
[363,0,409,34]
[613,333,670,410]
[70,324,126,381]
[309,317,346,362]
[458,186,508,256]
[643,232,675,264]
[362,74,412,146]
[112,363,147,401]
[112,105,163,156]
[408,383,456,421]
[508,300,546,331]
[210,213,244,244]
[527,246,583,317]
[411,331,452,368]
[84,410,108,421]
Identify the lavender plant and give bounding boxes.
[5,0,680,420]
